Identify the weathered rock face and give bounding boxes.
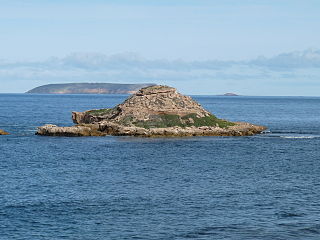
[72,85,231,128]
[0,129,9,135]
[37,85,267,137]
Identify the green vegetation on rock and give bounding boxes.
[134,114,182,128]
[133,113,234,129]
[87,108,113,116]
[119,116,135,126]
[181,113,235,128]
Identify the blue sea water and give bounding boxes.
[1,94,320,240]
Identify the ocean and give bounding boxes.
[0,94,320,239]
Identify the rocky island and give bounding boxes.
[0,129,9,135]
[37,85,266,137]
[27,83,155,94]
[222,93,239,96]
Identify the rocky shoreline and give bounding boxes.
[37,122,266,137]
[36,85,267,137]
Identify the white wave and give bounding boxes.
[280,136,316,139]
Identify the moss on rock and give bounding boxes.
[132,113,234,129]
[181,113,235,128]
[134,114,182,129]
[87,108,113,116]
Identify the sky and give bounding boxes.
[1,0,320,95]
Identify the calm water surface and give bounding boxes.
[0,94,320,240]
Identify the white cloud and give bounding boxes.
[1,49,320,95]
[250,49,320,69]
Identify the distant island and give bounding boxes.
[26,83,155,94]
[220,93,239,96]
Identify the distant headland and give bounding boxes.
[26,83,155,94]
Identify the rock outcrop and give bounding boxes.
[0,129,9,135]
[36,124,106,137]
[37,85,267,137]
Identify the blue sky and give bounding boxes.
[1,0,320,95]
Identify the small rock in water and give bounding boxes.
[0,129,9,135]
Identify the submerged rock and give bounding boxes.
[37,85,267,137]
[0,129,9,135]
